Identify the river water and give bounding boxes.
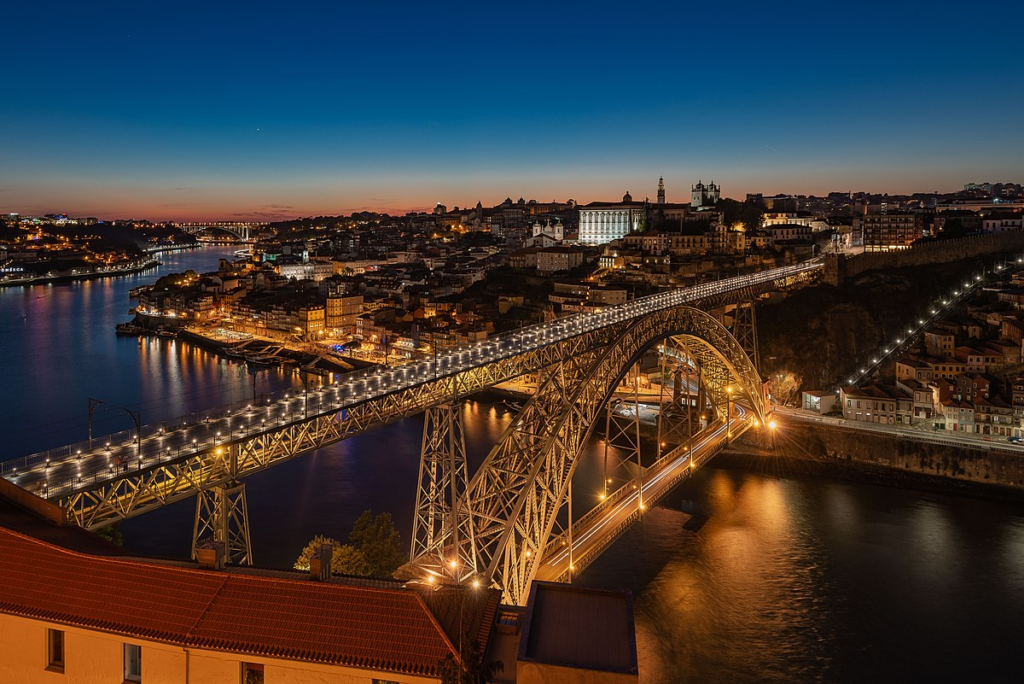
[1,245,1022,683]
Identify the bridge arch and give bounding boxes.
[413,305,763,605]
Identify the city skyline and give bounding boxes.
[3,0,1023,220]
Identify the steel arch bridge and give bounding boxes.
[2,260,818,594]
[176,222,259,240]
[407,305,764,605]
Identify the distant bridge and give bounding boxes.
[173,222,265,241]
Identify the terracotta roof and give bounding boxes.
[0,526,497,677]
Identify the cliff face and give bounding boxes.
[758,257,991,390]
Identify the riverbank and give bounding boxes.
[176,328,360,374]
[0,258,161,288]
[725,430,1024,502]
[143,243,200,256]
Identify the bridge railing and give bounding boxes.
[547,420,727,551]
[550,428,736,581]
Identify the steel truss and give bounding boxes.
[731,299,760,373]
[602,378,643,500]
[409,403,477,580]
[411,305,765,605]
[192,480,252,566]
[57,283,778,534]
[658,339,700,447]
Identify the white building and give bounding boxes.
[579,192,645,245]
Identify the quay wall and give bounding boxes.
[763,422,1024,490]
[825,230,1024,286]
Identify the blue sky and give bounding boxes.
[1,0,1022,219]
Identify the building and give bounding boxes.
[981,212,1023,234]
[536,247,585,274]
[579,192,646,246]
[841,385,905,424]
[325,293,363,335]
[801,390,836,414]
[854,212,922,252]
[924,329,956,357]
[690,180,720,209]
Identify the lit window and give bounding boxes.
[242,662,264,684]
[46,629,64,672]
[124,643,142,682]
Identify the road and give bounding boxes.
[775,406,1024,453]
[3,260,818,501]
[537,405,753,582]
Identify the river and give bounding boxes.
[1,245,1022,683]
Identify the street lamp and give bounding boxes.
[725,386,733,443]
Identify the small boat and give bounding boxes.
[115,323,144,336]
[245,354,282,367]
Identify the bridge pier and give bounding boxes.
[410,402,477,581]
[191,480,252,566]
[731,299,760,374]
[603,368,645,504]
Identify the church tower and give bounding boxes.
[657,177,665,205]
[691,180,705,208]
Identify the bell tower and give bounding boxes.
[657,177,665,205]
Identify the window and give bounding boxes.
[123,643,142,682]
[46,629,65,672]
[372,680,399,684]
[242,663,264,684]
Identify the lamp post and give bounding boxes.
[87,397,105,451]
[726,386,733,444]
[124,408,142,465]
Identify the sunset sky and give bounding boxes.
[2,1,1022,221]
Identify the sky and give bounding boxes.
[1,0,1022,221]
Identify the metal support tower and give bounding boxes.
[731,300,760,374]
[191,444,252,566]
[191,480,252,566]
[602,377,644,500]
[410,402,477,581]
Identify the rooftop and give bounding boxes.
[0,486,501,678]
[518,581,637,675]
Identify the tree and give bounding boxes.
[437,640,503,684]
[293,535,370,576]
[95,523,123,547]
[348,510,404,577]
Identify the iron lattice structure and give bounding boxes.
[191,480,252,566]
[731,300,760,373]
[51,264,810,534]
[409,305,765,605]
[409,403,478,579]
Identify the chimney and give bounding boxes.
[309,543,332,581]
[197,541,225,570]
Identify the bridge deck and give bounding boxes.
[2,261,817,512]
[537,408,753,583]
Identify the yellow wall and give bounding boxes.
[0,614,437,684]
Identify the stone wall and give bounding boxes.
[775,422,1024,490]
[825,230,1024,286]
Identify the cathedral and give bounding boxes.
[691,180,721,208]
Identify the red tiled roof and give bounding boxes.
[0,526,492,677]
